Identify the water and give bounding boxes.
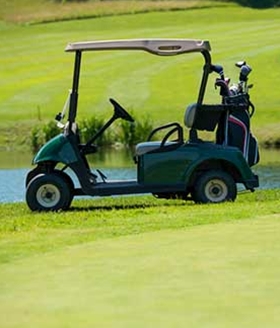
[0,167,137,203]
[0,148,279,203]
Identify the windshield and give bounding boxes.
[55,89,71,128]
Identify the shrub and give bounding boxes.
[79,116,114,147]
[30,115,155,153]
[42,120,61,142]
[30,126,45,153]
[30,121,61,153]
[119,115,155,147]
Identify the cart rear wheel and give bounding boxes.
[26,173,72,211]
[192,170,237,203]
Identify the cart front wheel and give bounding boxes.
[26,173,72,211]
[192,170,237,203]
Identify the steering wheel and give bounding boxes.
[109,98,134,122]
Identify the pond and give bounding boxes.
[0,148,279,203]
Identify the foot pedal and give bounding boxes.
[96,169,107,183]
[88,171,97,184]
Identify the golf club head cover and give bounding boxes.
[211,64,225,80]
[239,64,252,82]
[215,78,230,96]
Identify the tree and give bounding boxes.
[234,0,279,8]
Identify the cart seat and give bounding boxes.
[184,103,225,131]
[135,141,177,156]
[184,103,197,128]
[135,122,183,156]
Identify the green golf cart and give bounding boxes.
[25,39,259,211]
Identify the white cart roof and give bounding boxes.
[65,39,211,56]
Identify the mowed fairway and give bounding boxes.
[1,6,280,145]
[1,214,280,328]
[1,4,280,327]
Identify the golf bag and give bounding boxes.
[216,91,260,167]
[212,61,260,167]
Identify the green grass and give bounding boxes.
[0,0,231,24]
[1,4,279,325]
[1,190,279,262]
[0,4,280,150]
[0,189,280,327]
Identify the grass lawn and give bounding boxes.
[0,0,231,24]
[0,190,280,327]
[0,4,280,150]
[0,3,280,326]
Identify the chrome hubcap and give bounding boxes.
[205,179,228,202]
[36,184,60,208]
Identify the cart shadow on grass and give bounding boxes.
[68,199,191,212]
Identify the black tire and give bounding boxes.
[53,170,74,209]
[26,173,72,211]
[25,166,44,188]
[192,170,237,204]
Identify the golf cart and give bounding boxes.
[25,39,259,211]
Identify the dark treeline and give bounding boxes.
[232,0,280,8]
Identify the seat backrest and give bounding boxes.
[184,103,225,132]
[184,103,197,128]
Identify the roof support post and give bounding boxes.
[68,50,82,124]
[197,50,212,105]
